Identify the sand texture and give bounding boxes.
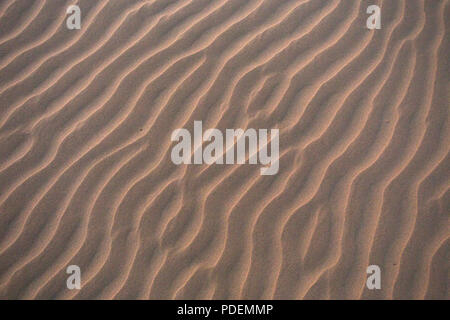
[0,0,448,299]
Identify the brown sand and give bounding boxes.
[0,0,448,299]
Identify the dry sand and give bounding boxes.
[0,0,448,299]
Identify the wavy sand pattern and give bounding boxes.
[0,0,448,299]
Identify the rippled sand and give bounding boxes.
[0,0,448,299]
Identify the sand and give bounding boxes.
[0,0,448,299]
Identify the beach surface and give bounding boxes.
[0,0,448,299]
